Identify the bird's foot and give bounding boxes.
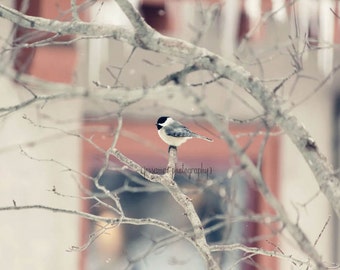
[168,145,177,153]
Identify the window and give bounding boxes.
[332,94,340,263]
[80,119,280,269]
[13,0,78,82]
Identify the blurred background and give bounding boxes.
[0,0,339,269]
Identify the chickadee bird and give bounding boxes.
[156,116,213,148]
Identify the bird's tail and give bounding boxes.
[195,134,213,142]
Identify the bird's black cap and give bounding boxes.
[156,116,169,130]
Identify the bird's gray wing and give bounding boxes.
[163,123,194,137]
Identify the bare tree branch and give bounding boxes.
[0,204,187,239]
[111,147,220,269]
[200,106,326,269]
[210,243,307,267]
[1,2,334,221]
[0,1,338,269]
